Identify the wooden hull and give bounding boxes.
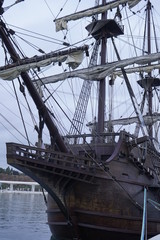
[47,178,160,240]
[6,132,160,240]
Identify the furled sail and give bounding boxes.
[0,46,88,80]
[34,52,160,85]
[55,0,141,31]
[87,113,160,128]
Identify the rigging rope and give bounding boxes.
[41,186,47,205]
[22,91,39,133]
[15,34,45,53]
[0,121,24,143]
[0,112,28,141]
[53,0,69,21]
[7,23,68,46]
[148,198,160,211]
[43,0,55,18]
[125,7,138,56]
[12,78,30,146]
[74,0,81,13]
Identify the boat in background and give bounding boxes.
[0,0,160,239]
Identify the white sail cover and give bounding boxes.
[0,51,84,80]
[35,52,160,85]
[86,113,160,128]
[55,0,141,31]
[149,235,160,240]
[66,51,84,69]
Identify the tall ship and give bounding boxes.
[0,0,160,239]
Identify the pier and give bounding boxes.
[0,180,40,193]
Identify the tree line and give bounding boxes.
[0,166,23,176]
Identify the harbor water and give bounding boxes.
[0,192,51,240]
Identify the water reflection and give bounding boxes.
[0,192,51,240]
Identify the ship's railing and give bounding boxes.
[65,132,125,145]
[7,131,145,171]
[6,142,100,172]
[64,131,139,145]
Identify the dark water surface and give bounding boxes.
[0,192,51,240]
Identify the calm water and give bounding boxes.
[0,192,52,240]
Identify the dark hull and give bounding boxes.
[47,178,160,240]
[6,132,160,240]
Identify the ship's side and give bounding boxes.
[7,131,160,240]
[47,180,159,240]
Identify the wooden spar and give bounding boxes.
[54,0,141,28]
[0,19,68,153]
[97,0,107,135]
[0,45,89,71]
[146,0,153,138]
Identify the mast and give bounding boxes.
[97,0,107,135]
[146,0,153,138]
[0,19,68,153]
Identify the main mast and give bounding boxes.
[97,0,107,135]
[139,0,158,140]
[146,0,153,138]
